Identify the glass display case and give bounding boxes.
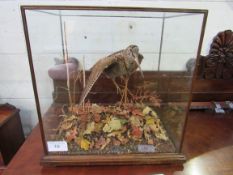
[21,6,208,166]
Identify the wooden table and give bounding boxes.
[0,104,25,165]
[2,111,233,175]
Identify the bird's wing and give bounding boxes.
[79,53,124,105]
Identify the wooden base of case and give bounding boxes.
[41,153,186,166]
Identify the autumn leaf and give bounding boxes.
[80,138,91,150]
[90,104,103,113]
[117,134,129,144]
[147,138,154,145]
[129,116,142,127]
[75,136,82,146]
[116,109,128,117]
[109,117,122,130]
[89,140,95,149]
[143,125,151,140]
[60,122,73,130]
[93,113,101,123]
[112,138,121,146]
[94,123,103,133]
[101,138,111,150]
[63,115,77,122]
[149,123,160,133]
[131,108,143,116]
[146,117,155,125]
[150,124,168,141]
[107,131,122,137]
[103,124,111,133]
[103,117,122,133]
[131,126,143,140]
[95,136,106,149]
[142,106,158,118]
[65,128,77,142]
[119,118,128,125]
[83,122,95,135]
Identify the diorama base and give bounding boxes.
[41,153,186,166]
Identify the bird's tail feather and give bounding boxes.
[78,69,102,105]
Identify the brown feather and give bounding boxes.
[79,53,125,105]
[79,45,143,105]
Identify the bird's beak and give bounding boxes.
[135,57,144,78]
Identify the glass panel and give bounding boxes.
[25,8,204,155]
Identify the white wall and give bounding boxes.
[0,0,233,136]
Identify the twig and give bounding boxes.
[63,22,73,108]
[73,70,82,106]
[82,55,86,109]
[82,55,86,89]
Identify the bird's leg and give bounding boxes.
[119,77,127,105]
[127,88,136,103]
[120,92,124,105]
[111,79,122,94]
[124,77,129,104]
[118,81,134,98]
[119,77,135,105]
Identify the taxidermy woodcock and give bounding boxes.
[79,45,144,105]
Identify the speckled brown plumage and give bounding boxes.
[79,45,143,105]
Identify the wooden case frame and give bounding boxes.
[21,5,208,166]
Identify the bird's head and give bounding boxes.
[126,45,144,78]
[126,45,139,56]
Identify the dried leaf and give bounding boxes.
[143,125,151,140]
[116,109,128,116]
[103,116,111,124]
[103,117,122,133]
[119,118,128,125]
[89,140,95,149]
[90,104,103,113]
[101,138,111,150]
[60,122,73,130]
[65,128,77,142]
[109,117,122,130]
[75,137,82,146]
[112,138,121,146]
[150,124,168,141]
[93,113,101,123]
[142,106,158,118]
[142,106,151,116]
[63,115,77,122]
[146,117,155,125]
[121,125,127,133]
[80,138,91,150]
[107,131,122,137]
[155,132,168,140]
[117,135,129,144]
[131,126,143,140]
[103,123,111,133]
[83,122,95,135]
[149,123,160,133]
[94,123,103,133]
[95,136,106,149]
[147,138,154,145]
[129,116,142,127]
[131,108,143,116]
